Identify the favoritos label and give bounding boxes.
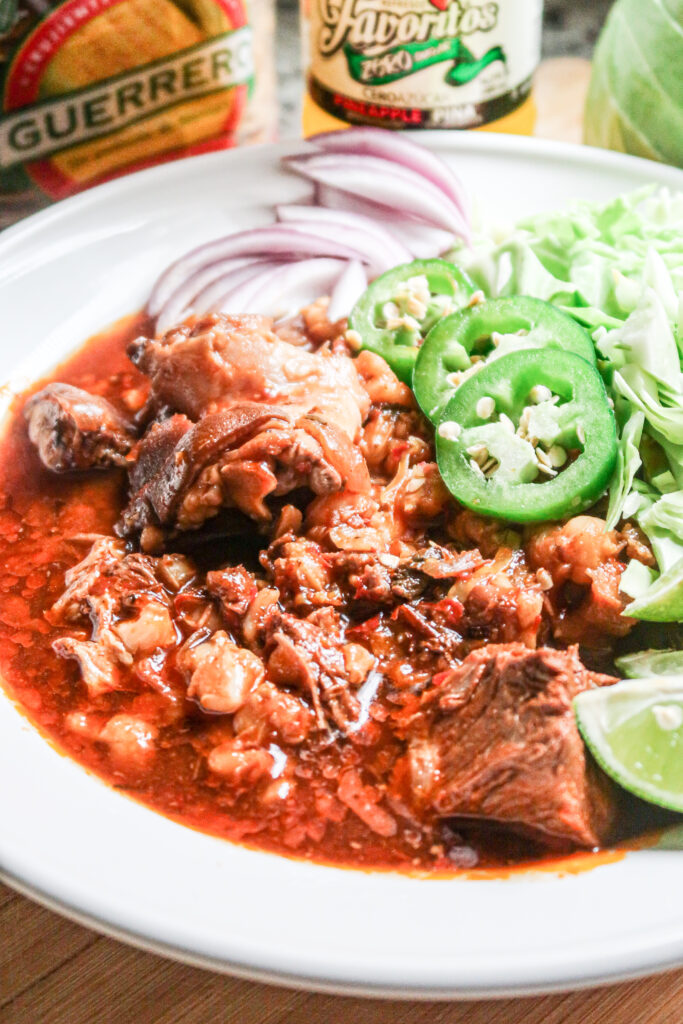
[318,0,499,57]
[306,0,542,130]
[0,0,254,199]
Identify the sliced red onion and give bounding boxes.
[276,204,411,264]
[194,260,285,314]
[148,129,474,334]
[268,216,400,277]
[217,258,349,319]
[285,153,469,240]
[154,257,267,334]
[316,185,456,258]
[147,226,372,317]
[309,128,470,223]
[327,259,367,323]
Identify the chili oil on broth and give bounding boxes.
[0,313,636,877]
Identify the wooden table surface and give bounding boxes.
[3,57,683,1023]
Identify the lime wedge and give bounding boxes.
[616,649,683,678]
[574,677,683,813]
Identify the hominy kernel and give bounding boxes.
[378,553,400,569]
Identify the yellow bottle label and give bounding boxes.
[302,0,542,130]
[303,89,537,136]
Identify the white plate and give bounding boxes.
[1,134,682,999]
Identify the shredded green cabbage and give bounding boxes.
[453,186,683,623]
[606,408,644,530]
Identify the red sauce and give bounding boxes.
[0,316,630,875]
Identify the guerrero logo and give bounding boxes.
[318,0,505,88]
[0,0,253,198]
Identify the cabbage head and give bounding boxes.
[584,0,683,167]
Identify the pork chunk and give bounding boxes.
[118,404,369,547]
[129,313,370,439]
[206,566,258,630]
[25,383,135,471]
[50,536,200,697]
[404,644,617,848]
[265,610,361,733]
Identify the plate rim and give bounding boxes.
[3,861,683,1000]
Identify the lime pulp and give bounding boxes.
[574,677,683,813]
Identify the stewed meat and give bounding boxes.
[50,536,200,700]
[118,403,370,548]
[25,383,135,471]
[129,313,370,438]
[264,607,365,733]
[401,644,617,848]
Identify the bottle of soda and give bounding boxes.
[301,0,543,137]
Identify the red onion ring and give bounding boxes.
[285,152,469,239]
[314,185,456,259]
[216,258,349,319]
[147,226,371,318]
[327,259,367,323]
[276,204,411,264]
[154,257,267,334]
[309,128,470,224]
